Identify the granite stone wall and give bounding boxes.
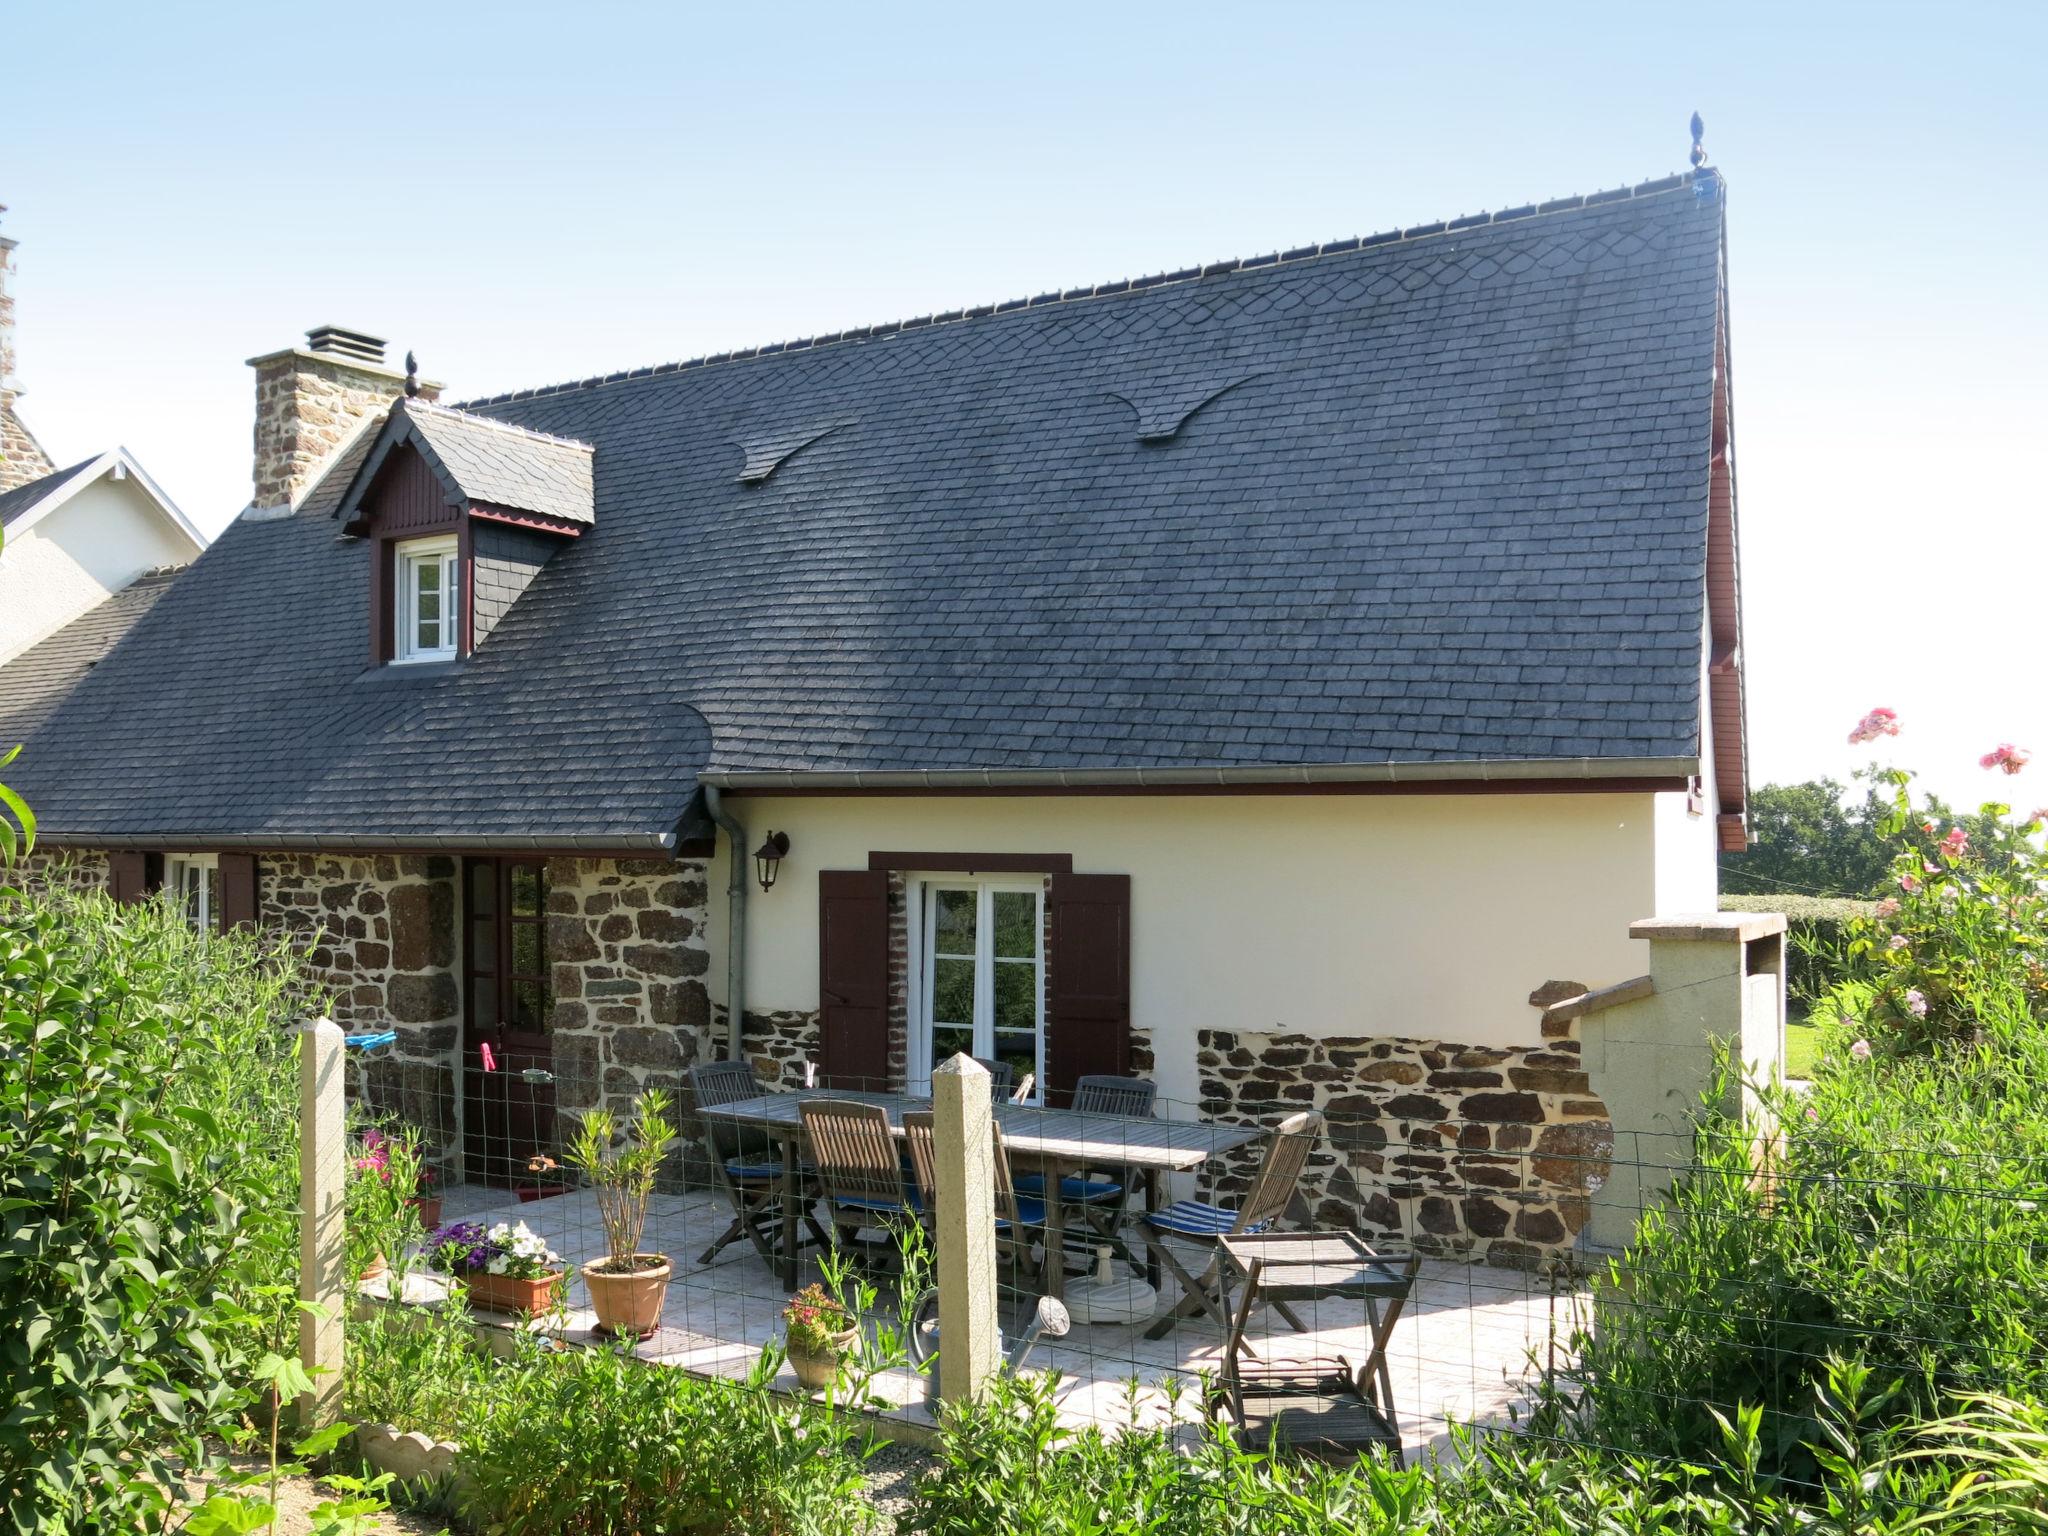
[1195,1027,1614,1270]
[10,847,110,894]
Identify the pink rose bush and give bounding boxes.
[1981,743,2031,775]
[1847,707,1900,745]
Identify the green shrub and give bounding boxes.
[343,1297,520,1444]
[459,1344,877,1535]
[0,880,310,1531]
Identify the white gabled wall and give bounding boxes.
[0,473,199,663]
[706,791,1663,1113]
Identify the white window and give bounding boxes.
[908,880,1044,1099]
[394,536,460,663]
[166,854,219,933]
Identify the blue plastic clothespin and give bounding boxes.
[344,1030,398,1053]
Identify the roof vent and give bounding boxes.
[304,326,387,365]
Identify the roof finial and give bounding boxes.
[1689,111,1707,169]
[403,350,420,399]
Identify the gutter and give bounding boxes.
[701,786,749,1063]
[34,831,679,853]
[695,756,1698,792]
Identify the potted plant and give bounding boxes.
[411,1157,444,1233]
[782,1282,857,1391]
[346,1126,424,1284]
[563,1088,679,1338]
[428,1219,565,1316]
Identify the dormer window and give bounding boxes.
[394,535,461,663]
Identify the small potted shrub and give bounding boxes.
[412,1157,444,1233]
[346,1126,423,1284]
[564,1088,679,1339]
[429,1219,565,1316]
[782,1282,857,1391]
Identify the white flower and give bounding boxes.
[486,1255,509,1275]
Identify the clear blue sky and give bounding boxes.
[8,2,2044,809]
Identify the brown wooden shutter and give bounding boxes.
[218,853,259,932]
[106,851,151,905]
[817,869,891,1090]
[1045,872,1131,1106]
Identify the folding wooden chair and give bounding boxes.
[1016,1074,1158,1268]
[971,1057,1016,1100]
[688,1060,827,1269]
[904,1112,1052,1291]
[800,1098,921,1247]
[1141,1110,1322,1339]
[1208,1234,1421,1466]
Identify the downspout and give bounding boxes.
[703,786,748,1062]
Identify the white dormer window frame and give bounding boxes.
[394,535,461,664]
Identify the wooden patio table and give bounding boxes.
[698,1089,1266,1294]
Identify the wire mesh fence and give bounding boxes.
[336,1039,2048,1497]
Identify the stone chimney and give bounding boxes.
[246,326,441,513]
[0,205,59,494]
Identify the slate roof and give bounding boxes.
[0,456,100,528]
[9,171,1731,848]
[336,399,595,529]
[0,569,184,747]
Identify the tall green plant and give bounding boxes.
[563,1088,678,1264]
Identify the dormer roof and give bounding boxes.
[333,398,594,535]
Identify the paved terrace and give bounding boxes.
[380,1184,1586,1463]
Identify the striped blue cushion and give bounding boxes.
[1143,1199,1267,1237]
[1013,1173,1124,1203]
[725,1160,783,1182]
[833,1191,924,1215]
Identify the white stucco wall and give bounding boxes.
[706,791,1673,1114]
[0,474,198,663]
[1652,617,1724,914]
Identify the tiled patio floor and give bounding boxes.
[393,1184,1586,1463]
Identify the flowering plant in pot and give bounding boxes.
[782,1282,857,1391]
[428,1219,565,1316]
[345,1125,424,1285]
[563,1088,679,1338]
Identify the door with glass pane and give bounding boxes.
[463,858,556,1184]
[921,883,1044,1098]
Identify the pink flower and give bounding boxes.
[1875,898,1900,917]
[1887,934,1908,952]
[1849,1039,1872,1060]
[1905,989,1929,1018]
[1940,826,1970,859]
[1899,873,1922,894]
[2030,809,2048,829]
[1981,743,2032,776]
[1847,707,1901,746]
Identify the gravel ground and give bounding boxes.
[186,1450,450,1536]
[862,1438,940,1532]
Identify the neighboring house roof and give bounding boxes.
[333,398,596,533]
[0,448,205,549]
[0,567,183,748]
[10,170,1738,850]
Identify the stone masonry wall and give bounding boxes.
[544,857,712,1122]
[249,350,437,510]
[11,847,110,895]
[1196,1027,1614,1271]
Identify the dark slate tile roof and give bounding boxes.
[0,569,184,746]
[373,400,595,526]
[10,175,1724,845]
[0,455,99,529]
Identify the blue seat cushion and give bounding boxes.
[1144,1199,1267,1238]
[1013,1173,1124,1203]
[726,1159,816,1181]
[995,1196,1049,1231]
[832,1191,924,1216]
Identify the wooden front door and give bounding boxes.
[463,857,557,1185]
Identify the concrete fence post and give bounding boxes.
[931,1052,999,1406]
[297,1016,346,1429]
[1578,912,1787,1250]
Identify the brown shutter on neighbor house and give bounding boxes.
[1045,873,1131,1107]
[106,851,151,905]
[218,853,260,932]
[818,869,891,1090]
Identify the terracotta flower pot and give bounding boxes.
[412,1195,443,1231]
[582,1255,672,1339]
[463,1268,565,1318]
[787,1324,858,1392]
[360,1252,389,1283]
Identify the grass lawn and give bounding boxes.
[1784,1019,1819,1081]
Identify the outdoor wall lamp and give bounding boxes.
[753,831,791,892]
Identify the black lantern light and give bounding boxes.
[753,831,791,892]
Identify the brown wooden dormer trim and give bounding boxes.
[364,447,471,666]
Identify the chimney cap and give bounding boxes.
[305,326,387,365]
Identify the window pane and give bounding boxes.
[992,1031,1036,1086]
[471,976,498,1027]
[205,868,220,929]
[469,918,498,973]
[509,864,544,917]
[993,959,1037,1032]
[992,891,1037,960]
[933,888,976,952]
[416,559,440,595]
[468,861,496,916]
[932,956,975,1026]
[511,978,553,1033]
[510,921,543,978]
[931,1024,974,1068]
